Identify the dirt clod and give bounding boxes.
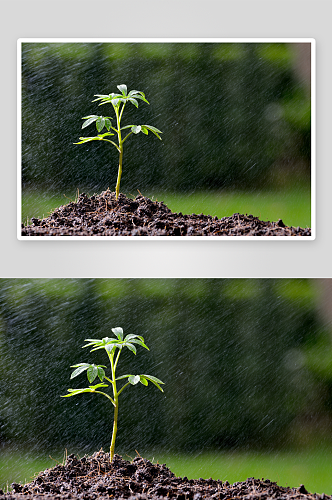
[21,190,311,236]
[2,450,329,500]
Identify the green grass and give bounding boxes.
[21,186,311,229]
[149,188,311,229]
[0,452,58,492]
[151,449,332,495]
[1,448,331,494]
[21,189,81,226]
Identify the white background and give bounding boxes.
[2,0,330,278]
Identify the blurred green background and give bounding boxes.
[20,42,312,226]
[1,278,332,493]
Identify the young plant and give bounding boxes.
[74,84,162,200]
[61,327,164,461]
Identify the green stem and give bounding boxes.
[115,145,123,201]
[117,381,130,397]
[122,131,133,144]
[94,391,116,406]
[114,349,121,371]
[109,351,119,461]
[119,102,126,122]
[115,106,123,200]
[110,395,118,461]
[103,139,121,152]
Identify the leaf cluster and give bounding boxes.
[61,327,164,405]
[73,84,162,146]
[83,326,149,355]
[93,84,150,109]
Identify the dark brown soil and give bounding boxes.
[2,450,327,500]
[21,190,311,237]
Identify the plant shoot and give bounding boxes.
[61,327,164,461]
[74,84,162,200]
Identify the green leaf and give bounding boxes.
[105,344,117,355]
[97,366,105,381]
[97,132,115,138]
[83,340,101,349]
[88,383,108,391]
[124,334,144,342]
[74,131,115,145]
[73,136,101,145]
[129,90,149,104]
[61,384,106,397]
[70,363,106,379]
[128,375,140,385]
[116,374,133,381]
[142,374,164,392]
[140,126,149,135]
[112,327,124,340]
[117,84,127,96]
[105,118,112,131]
[96,337,119,346]
[82,116,99,129]
[124,342,136,354]
[128,90,141,97]
[139,376,148,386]
[128,98,138,108]
[142,125,162,140]
[87,365,98,383]
[103,338,122,351]
[70,364,90,379]
[144,124,162,133]
[131,125,141,134]
[132,95,149,104]
[126,338,149,350]
[142,374,164,384]
[93,94,110,100]
[96,117,105,132]
[61,388,89,397]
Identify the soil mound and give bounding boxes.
[21,190,311,237]
[2,450,327,500]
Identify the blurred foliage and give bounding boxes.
[21,42,311,194]
[1,278,331,454]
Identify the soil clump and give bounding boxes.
[21,190,311,237]
[2,450,328,500]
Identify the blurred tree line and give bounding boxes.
[1,278,331,454]
[21,42,311,194]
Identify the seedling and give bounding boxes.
[74,84,162,200]
[61,327,164,461]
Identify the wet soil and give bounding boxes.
[2,450,327,500]
[21,190,311,237]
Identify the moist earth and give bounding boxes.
[21,190,311,237]
[2,450,327,500]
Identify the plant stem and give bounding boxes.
[115,145,123,201]
[110,393,118,461]
[117,381,130,397]
[115,104,123,201]
[109,351,119,461]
